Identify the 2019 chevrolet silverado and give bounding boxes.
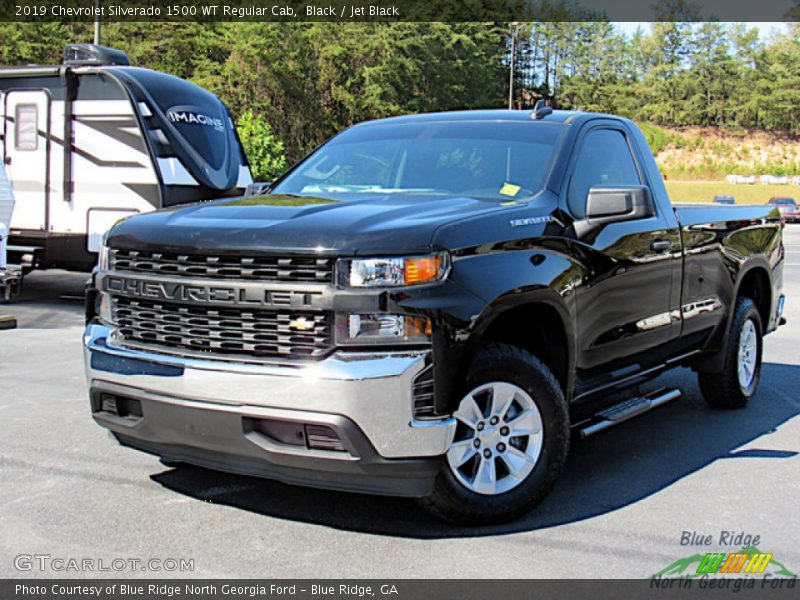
[84,108,785,523]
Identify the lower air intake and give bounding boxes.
[412,365,437,420]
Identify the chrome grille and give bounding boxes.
[112,296,333,359]
[110,248,334,283]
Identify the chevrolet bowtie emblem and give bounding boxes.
[289,317,315,331]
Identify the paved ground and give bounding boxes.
[1,228,799,579]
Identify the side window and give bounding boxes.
[567,128,640,218]
[14,104,38,151]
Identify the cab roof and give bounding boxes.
[357,109,618,127]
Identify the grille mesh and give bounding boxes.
[110,248,334,283]
[112,297,333,359]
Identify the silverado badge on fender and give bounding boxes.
[510,216,553,227]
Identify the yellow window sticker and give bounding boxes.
[499,183,521,197]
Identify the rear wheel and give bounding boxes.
[698,297,763,409]
[419,343,569,524]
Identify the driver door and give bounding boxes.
[567,125,680,387]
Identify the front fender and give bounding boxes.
[425,245,581,410]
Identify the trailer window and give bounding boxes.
[14,104,38,151]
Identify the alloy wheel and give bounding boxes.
[447,382,544,496]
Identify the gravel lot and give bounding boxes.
[1,227,798,579]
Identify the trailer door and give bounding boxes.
[3,90,49,231]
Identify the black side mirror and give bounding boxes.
[585,185,654,223]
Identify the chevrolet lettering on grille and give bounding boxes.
[103,275,320,308]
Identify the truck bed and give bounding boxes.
[674,203,780,227]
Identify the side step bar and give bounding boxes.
[579,388,682,439]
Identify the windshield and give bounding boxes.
[272,121,565,201]
[772,198,796,205]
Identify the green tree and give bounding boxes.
[2,20,799,157]
[684,23,737,126]
[0,22,88,65]
[236,110,287,182]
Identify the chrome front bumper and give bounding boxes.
[84,323,455,470]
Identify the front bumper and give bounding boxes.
[83,322,455,497]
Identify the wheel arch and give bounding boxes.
[734,263,772,329]
[455,289,577,406]
[694,260,773,373]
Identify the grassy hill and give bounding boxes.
[644,125,800,180]
[643,125,800,204]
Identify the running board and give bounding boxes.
[579,389,682,439]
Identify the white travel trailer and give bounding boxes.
[0,162,20,300]
[0,44,252,273]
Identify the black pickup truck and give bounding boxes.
[84,108,785,523]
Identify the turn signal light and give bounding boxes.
[404,255,444,285]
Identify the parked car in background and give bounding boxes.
[713,195,735,205]
[726,175,756,185]
[768,197,800,223]
[761,175,790,185]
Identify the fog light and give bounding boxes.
[245,418,348,453]
[100,393,118,415]
[95,393,142,418]
[305,425,346,452]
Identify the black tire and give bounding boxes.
[698,297,763,409]
[418,343,570,524]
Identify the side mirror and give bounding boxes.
[585,185,654,223]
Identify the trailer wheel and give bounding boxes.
[698,297,763,409]
[418,343,569,524]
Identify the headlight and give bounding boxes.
[335,314,431,346]
[341,252,449,288]
[97,244,110,271]
[95,291,114,325]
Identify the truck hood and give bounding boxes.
[106,193,510,255]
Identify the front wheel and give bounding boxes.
[419,343,569,524]
[698,297,763,409]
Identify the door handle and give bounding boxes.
[651,240,671,253]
